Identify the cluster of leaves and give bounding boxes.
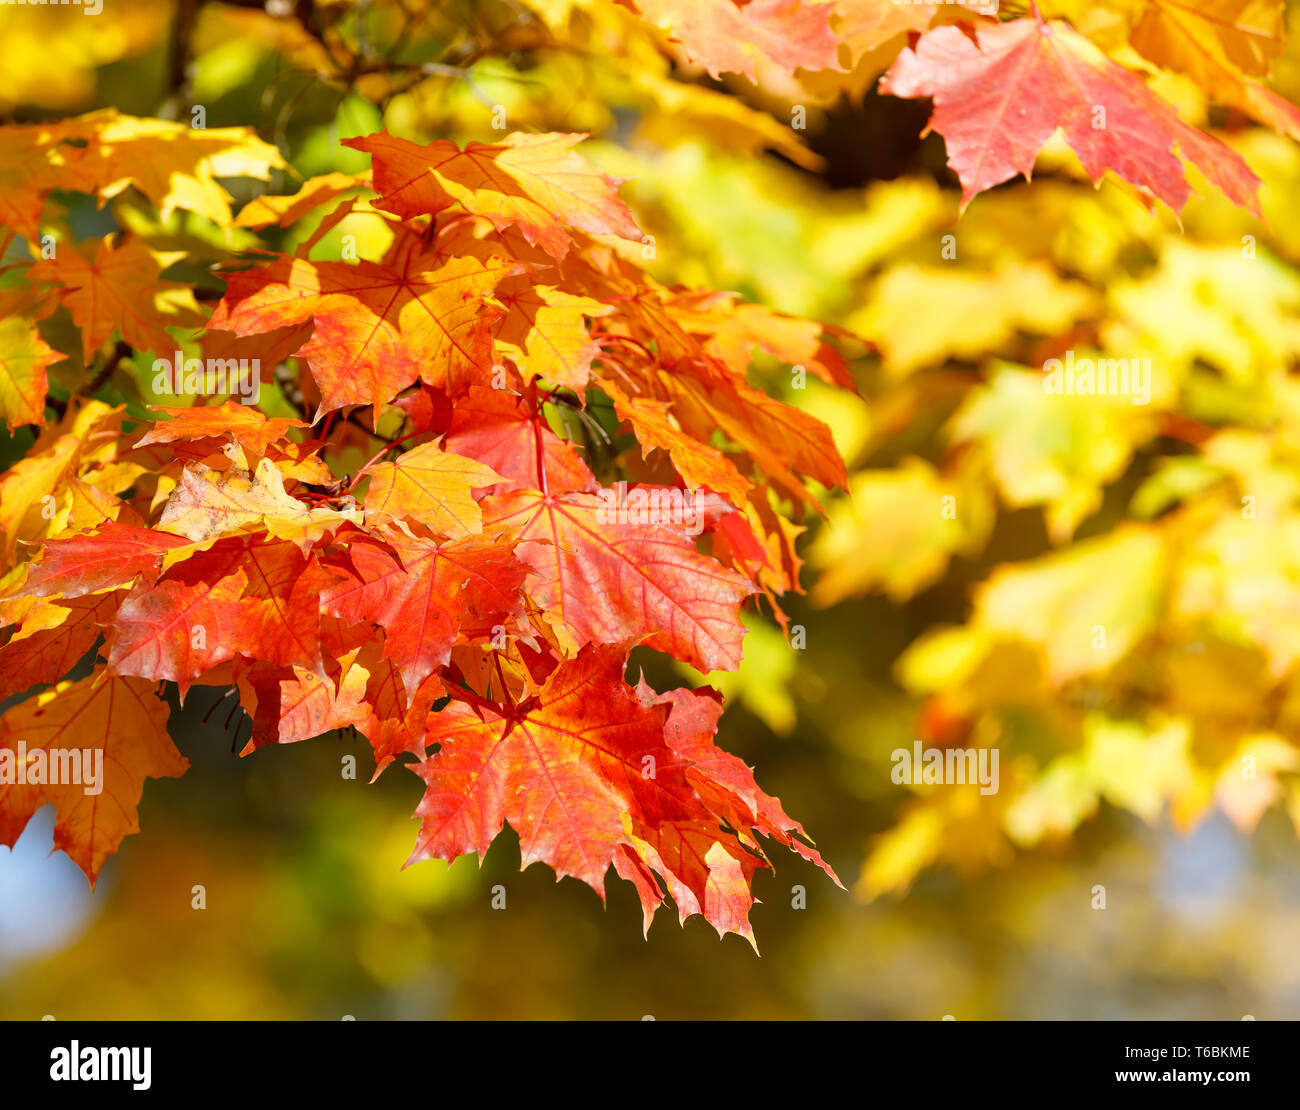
[0,89,859,944]
[5,0,1300,941]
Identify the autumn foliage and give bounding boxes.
[5,0,1300,951]
[0,96,848,946]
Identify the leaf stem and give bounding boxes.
[527,378,551,496]
[492,651,516,712]
[592,331,655,361]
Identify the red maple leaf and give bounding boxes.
[881,16,1263,213]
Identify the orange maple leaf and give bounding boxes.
[208,238,521,415]
[0,673,188,886]
[345,131,642,259]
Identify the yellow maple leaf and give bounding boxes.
[157,450,360,555]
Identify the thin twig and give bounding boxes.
[81,341,132,398]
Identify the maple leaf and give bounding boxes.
[442,385,598,495]
[409,646,777,942]
[0,672,188,886]
[1045,0,1287,79]
[198,322,316,382]
[207,239,520,415]
[69,110,288,228]
[134,402,308,457]
[483,488,754,673]
[409,646,683,889]
[28,236,203,361]
[344,131,642,259]
[233,170,372,229]
[1036,1,1300,137]
[351,645,446,777]
[14,521,192,598]
[321,530,527,694]
[638,678,840,881]
[0,110,285,235]
[157,454,360,553]
[631,0,844,81]
[0,401,126,565]
[106,537,336,695]
[1118,0,1300,139]
[236,654,372,753]
[1154,0,1284,64]
[663,370,848,506]
[0,13,864,942]
[599,376,754,508]
[830,0,942,66]
[0,117,96,236]
[392,383,454,436]
[880,16,1263,214]
[0,592,119,698]
[361,442,504,538]
[270,633,448,775]
[492,281,611,390]
[0,315,58,430]
[619,818,766,944]
[674,293,857,392]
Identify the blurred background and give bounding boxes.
[4,0,1300,1019]
[5,646,1300,1019]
